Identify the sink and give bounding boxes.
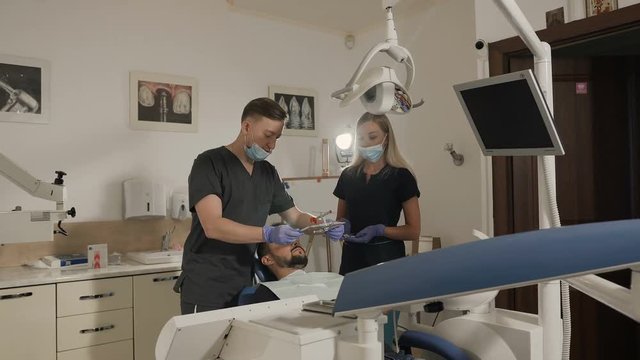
[127,250,183,264]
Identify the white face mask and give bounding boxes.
[357,135,386,162]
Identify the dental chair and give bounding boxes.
[237,253,278,305]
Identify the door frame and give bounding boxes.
[489,4,640,309]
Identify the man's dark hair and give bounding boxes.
[256,242,269,260]
[242,97,287,122]
[257,221,285,260]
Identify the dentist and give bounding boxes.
[333,112,421,275]
[177,98,344,314]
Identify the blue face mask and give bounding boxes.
[358,135,386,163]
[244,130,271,161]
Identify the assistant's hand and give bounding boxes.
[347,224,386,244]
[263,224,303,245]
[324,221,345,242]
[338,218,351,236]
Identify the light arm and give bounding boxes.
[0,152,66,209]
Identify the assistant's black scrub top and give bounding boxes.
[333,165,420,275]
[178,146,294,309]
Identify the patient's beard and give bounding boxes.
[288,254,308,269]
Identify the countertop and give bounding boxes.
[0,259,181,289]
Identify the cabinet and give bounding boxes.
[0,268,180,360]
[133,271,181,360]
[0,284,56,359]
[56,277,133,359]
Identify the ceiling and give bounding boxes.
[227,0,432,35]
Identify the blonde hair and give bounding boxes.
[351,113,415,177]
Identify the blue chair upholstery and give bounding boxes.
[237,252,278,306]
[398,330,470,360]
[237,286,258,306]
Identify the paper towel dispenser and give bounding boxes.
[123,179,167,219]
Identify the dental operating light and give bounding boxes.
[331,0,418,115]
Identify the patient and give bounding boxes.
[256,239,308,280]
[248,238,342,304]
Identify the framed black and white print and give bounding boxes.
[0,54,50,124]
[269,85,317,137]
[129,71,198,133]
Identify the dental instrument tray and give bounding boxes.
[300,221,345,233]
[302,299,336,314]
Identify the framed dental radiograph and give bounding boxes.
[269,85,317,137]
[129,71,198,132]
[0,54,50,124]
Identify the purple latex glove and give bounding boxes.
[338,218,352,236]
[263,224,303,245]
[324,222,345,242]
[348,224,386,244]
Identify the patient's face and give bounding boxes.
[265,240,308,269]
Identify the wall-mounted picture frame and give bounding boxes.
[129,71,198,132]
[0,54,50,124]
[269,85,317,137]
[585,0,618,17]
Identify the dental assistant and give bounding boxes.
[333,113,421,275]
[177,98,344,314]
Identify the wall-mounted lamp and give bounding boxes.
[335,132,354,168]
[444,143,464,166]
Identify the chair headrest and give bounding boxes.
[254,251,278,282]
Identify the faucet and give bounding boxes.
[161,225,175,251]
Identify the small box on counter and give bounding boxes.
[88,244,108,269]
[42,254,88,268]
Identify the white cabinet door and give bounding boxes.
[133,271,181,360]
[0,284,56,360]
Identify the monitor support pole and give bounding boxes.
[492,1,562,359]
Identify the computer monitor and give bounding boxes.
[453,69,564,156]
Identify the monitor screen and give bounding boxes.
[453,69,564,156]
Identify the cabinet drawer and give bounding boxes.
[57,339,133,360]
[57,277,132,316]
[1,284,56,359]
[57,308,133,351]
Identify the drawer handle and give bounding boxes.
[79,292,114,300]
[79,324,115,334]
[153,275,179,282]
[0,292,33,300]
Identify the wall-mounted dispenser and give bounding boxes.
[123,179,166,219]
[171,192,189,220]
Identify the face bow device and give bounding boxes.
[331,0,419,115]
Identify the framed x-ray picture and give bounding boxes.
[269,85,317,137]
[0,54,50,124]
[130,71,198,132]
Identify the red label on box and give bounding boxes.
[576,82,588,94]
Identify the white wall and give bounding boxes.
[403,0,483,246]
[0,0,365,221]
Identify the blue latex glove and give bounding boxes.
[338,218,352,236]
[263,224,303,245]
[324,222,345,242]
[347,224,386,244]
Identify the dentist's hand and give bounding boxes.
[263,224,303,245]
[347,224,386,244]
